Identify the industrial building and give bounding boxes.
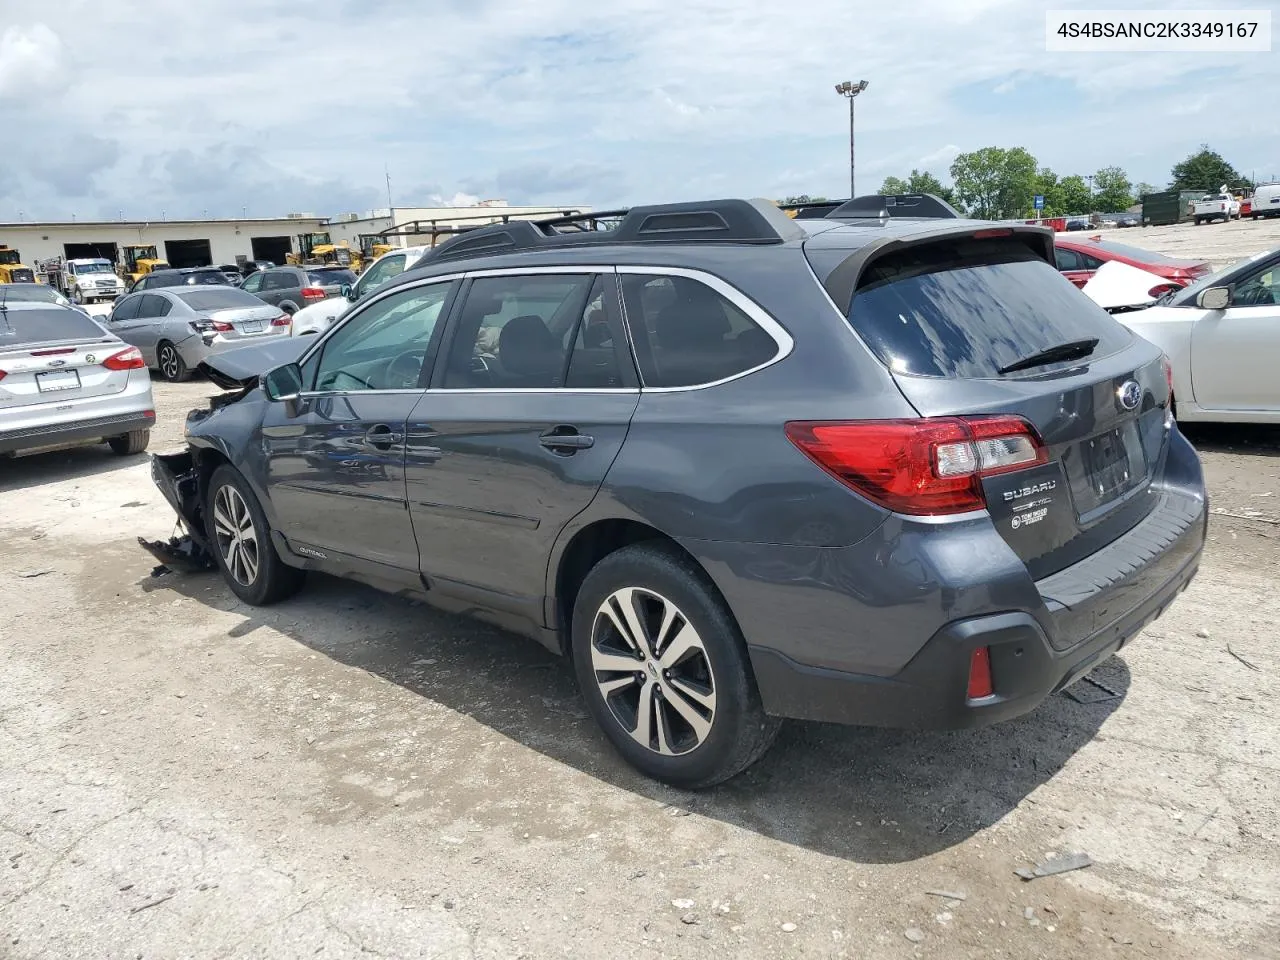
[0,201,591,274]
[0,215,329,270]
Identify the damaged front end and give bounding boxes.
[138,450,216,573]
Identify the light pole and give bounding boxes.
[835,80,869,198]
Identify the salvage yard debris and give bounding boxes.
[1016,852,1093,881]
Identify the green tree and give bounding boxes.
[1058,175,1092,215]
[779,194,828,205]
[1133,181,1158,200]
[949,147,1038,220]
[879,170,956,206]
[1033,167,1063,216]
[1170,146,1252,193]
[1093,166,1133,212]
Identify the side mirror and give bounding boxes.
[1196,286,1231,310]
[260,362,303,403]
[340,283,355,301]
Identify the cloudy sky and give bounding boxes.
[1,0,1276,221]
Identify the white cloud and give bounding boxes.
[0,0,1275,220]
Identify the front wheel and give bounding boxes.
[571,543,780,788]
[206,465,304,605]
[71,287,84,304]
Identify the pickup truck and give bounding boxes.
[1193,191,1241,225]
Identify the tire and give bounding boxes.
[1193,217,1201,226]
[570,542,781,788]
[71,287,84,304]
[107,429,150,456]
[157,341,190,382]
[279,301,299,315]
[205,464,304,605]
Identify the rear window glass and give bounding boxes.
[0,307,109,346]
[618,274,778,387]
[0,284,67,305]
[176,288,265,310]
[308,269,356,286]
[848,242,1132,379]
[185,270,231,285]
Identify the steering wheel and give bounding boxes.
[384,349,425,389]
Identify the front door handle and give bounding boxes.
[539,426,594,454]
[363,423,404,451]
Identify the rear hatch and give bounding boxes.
[814,230,1171,580]
[306,268,357,298]
[0,307,129,409]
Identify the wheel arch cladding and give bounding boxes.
[553,519,724,655]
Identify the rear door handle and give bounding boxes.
[363,423,404,450]
[539,426,594,453]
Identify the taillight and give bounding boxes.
[1161,354,1174,398]
[271,314,291,326]
[1147,283,1179,299]
[0,369,6,382]
[967,647,994,699]
[784,416,1047,516]
[213,321,234,332]
[301,287,326,300]
[102,346,145,370]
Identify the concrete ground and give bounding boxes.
[1076,214,1280,269]
[2,221,1278,959]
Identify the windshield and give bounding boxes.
[1170,250,1274,306]
[0,250,20,265]
[848,240,1132,378]
[0,285,69,305]
[176,289,265,310]
[76,262,115,274]
[0,307,110,347]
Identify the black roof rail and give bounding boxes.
[777,199,845,220]
[827,193,962,220]
[415,198,804,266]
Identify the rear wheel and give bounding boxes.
[206,465,304,605]
[279,301,299,315]
[107,429,150,456]
[157,341,190,382]
[571,543,780,788]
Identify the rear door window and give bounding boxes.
[618,274,779,387]
[847,240,1133,379]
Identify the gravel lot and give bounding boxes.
[2,219,1278,959]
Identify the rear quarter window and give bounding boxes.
[618,274,779,387]
[848,241,1133,379]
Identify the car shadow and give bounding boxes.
[147,569,1128,865]
[1180,421,1280,457]
[0,443,146,493]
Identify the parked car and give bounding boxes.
[148,197,1205,788]
[238,265,356,316]
[129,267,232,294]
[1192,192,1241,225]
[217,264,243,284]
[1064,216,1090,231]
[1117,246,1280,423]
[0,301,154,457]
[1053,235,1212,289]
[1250,183,1280,220]
[0,281,92,315]
[239,260,275,278]
[105,287,291,382]
[290,246,429,336]
[1114,213,1140,228]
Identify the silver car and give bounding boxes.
[0,301,155,457]
[106,287,291,382]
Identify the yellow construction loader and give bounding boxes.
[288,232,361,271]
[0,245,37,284]
[120,244,170,285]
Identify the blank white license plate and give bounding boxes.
[239,321,265,334]
[36,370,81,392]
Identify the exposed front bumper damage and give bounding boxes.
[138,449,215,573]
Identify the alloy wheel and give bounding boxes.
[212,484,260,586]
[159,345,180,380]
[589,587,717,756]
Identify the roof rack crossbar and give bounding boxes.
[415,198,804,266]
[826,193,962,221]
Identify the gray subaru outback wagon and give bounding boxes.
[149,195,1206,787]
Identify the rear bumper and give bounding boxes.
[0,409,155,454]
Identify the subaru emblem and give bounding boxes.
[1118,380,1142,410]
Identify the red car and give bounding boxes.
[1053,235,1212,291]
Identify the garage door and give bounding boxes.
[164,239,213,269]
[250,236,292,266]
[63,242,119,263]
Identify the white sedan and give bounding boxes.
[289,245,429,336]
[1117,248,1280,423]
